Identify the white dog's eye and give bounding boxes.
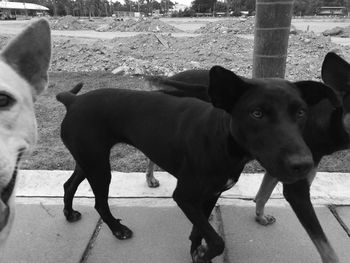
[0,94,14,108]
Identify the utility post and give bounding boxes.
[252,0,294,78]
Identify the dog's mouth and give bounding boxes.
[0,152,22,232]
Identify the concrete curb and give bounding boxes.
[17,170,350,205]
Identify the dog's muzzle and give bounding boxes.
[0,153,22,232]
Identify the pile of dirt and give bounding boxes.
[194,17,255,34]
[343,26,350,37]
[96,18,183,33]
[50,32,255,76]
[0,35,9,47]
[50,15,94,30]
[286,31,341,80]
[323,26,350,38]
[48,29,350,81]
[0,20,345,80]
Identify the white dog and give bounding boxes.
[0,19,51,250]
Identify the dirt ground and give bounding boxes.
[1,17,346,79]
[1,17,350,172]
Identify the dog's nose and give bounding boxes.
[287,156,313,177]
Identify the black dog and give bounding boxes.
[57,66,338,263]
[253,52,350,263]
[146,52,348,263]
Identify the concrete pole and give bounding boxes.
[252,0,294,78]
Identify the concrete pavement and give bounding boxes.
[2,170,350,263]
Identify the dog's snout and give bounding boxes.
[287,156,313,177]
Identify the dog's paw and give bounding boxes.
[112,219,133,240]
[63,209,82,222]
[146,175,160,188]
[191,245,211,263]
[255,214,276,226]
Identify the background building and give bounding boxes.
[0,0,49,20]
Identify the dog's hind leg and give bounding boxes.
[173,182,224,263]
[63,164,86,222]
[145,159,160,188]
[81,154,133,240]
[254,173,278,226]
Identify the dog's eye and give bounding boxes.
[297,109,306,119]
[0,94,14,108]
[250,109,263,119]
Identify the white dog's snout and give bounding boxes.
[0,138,25,197]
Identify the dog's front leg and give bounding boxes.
[189,195,221,254]
[283,180,339,263]
[173,183,224,263]
[254,172,278,225]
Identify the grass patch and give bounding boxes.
[21,71,350,173]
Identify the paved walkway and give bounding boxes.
[2,171,350,263]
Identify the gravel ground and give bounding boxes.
[46,31,350,81]
[1,17,348,80]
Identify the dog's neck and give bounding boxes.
[223,116,251,161]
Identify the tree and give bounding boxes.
[215,1,227,13]
[159,0,175,15]
[192,0,217,13]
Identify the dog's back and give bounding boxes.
[147,69,210,101]
[58,87,225,176]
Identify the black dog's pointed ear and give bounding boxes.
[294,81,341,107]
[321,52,350,94]
[208,66,248,112]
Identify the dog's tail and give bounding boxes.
[56,82,84,108]
[145,76,210,102]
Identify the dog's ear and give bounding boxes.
[321,52,350,94]
[208,66,248,112]
[0,18,51,98]
[294,81,341,107]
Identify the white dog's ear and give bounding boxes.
[1,18,51,97]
